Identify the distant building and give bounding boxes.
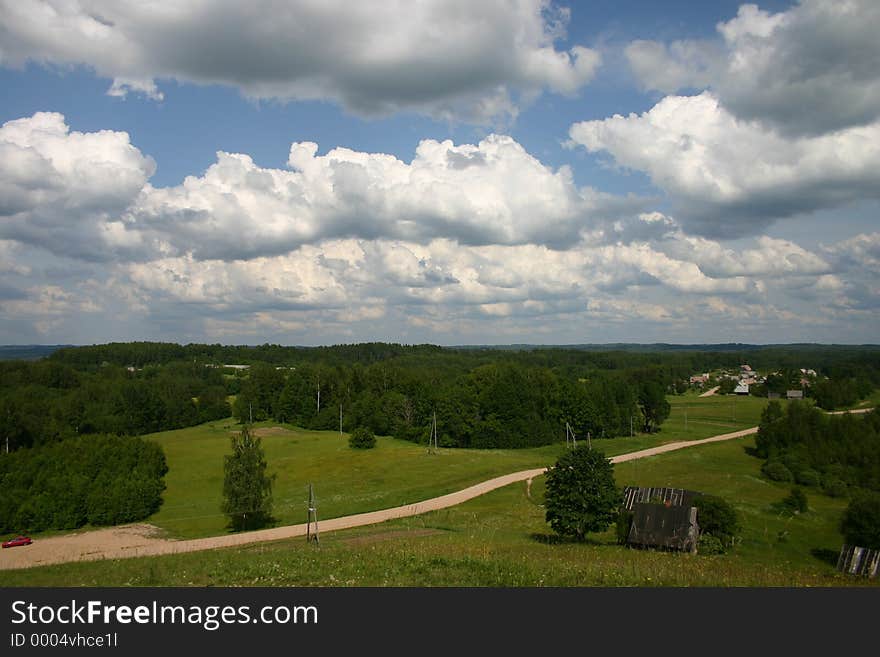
[734,383,749,395]
[786,390,804,399]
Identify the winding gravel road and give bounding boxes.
[2,409,871,572]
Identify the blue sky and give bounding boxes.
[0,0,878,345]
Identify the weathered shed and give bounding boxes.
[627,503,700,554]
[837,544,880,578]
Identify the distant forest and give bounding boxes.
[0,341,877,452]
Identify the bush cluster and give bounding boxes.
[349,427,377,449]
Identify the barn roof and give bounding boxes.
[622,486,702,511]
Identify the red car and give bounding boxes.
[2,536,33,548]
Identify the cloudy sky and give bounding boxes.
[0,0,878,346]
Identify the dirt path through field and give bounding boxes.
[1,413,869,572]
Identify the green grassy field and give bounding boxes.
[147,421,564,539]
[665,392,770,440]
[3,431,874,587]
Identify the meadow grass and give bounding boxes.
[148,420,565,539]
[3,433,874,587]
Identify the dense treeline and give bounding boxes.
[231,360,671,448]
[47,341,880,379]
[3,341,878,451]
[755,401,880,494]
[0,435,167,533]
[0,360,230,450]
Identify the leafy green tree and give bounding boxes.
[349,426,376,449]
[638,382,670,433]
[840,491,880,549]
[717,378,737,395]
[692,494,740,548]
[544,446,621,541]
[221,426,274,531]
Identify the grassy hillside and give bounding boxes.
[4,432,873,587]
[148,421,563,539]
[148,393,772,539]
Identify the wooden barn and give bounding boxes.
[622,486,702,554]
[837,544,880,578]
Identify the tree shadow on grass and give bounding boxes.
[810,547,840,567]
[225,513,278,534]
[742,445,760,458]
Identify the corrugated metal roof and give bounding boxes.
[622,486,702,511]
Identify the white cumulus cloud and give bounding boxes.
[568,92,880,236]
[625,0,880,136]
[0,0,600,123]
[0,112,155,260]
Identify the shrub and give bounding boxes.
[616,510,634,545]
[783,487,808,513]
[692,495,740,548]
[697,533,725,555]
[762,460,793,483]
[349,427,377,449]
[840,491,880,549]
[795,468,820,487]
[821,476,848,498]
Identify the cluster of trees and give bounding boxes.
[0,434,167,533]
[755,401,880,495]
[0,360,231,450]
[232,360,671,449]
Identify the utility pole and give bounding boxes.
[630,415,633,437]
[427,412,438,454]
[249,402,253,425]
[307,483,319,545]
[565,422,580,449]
